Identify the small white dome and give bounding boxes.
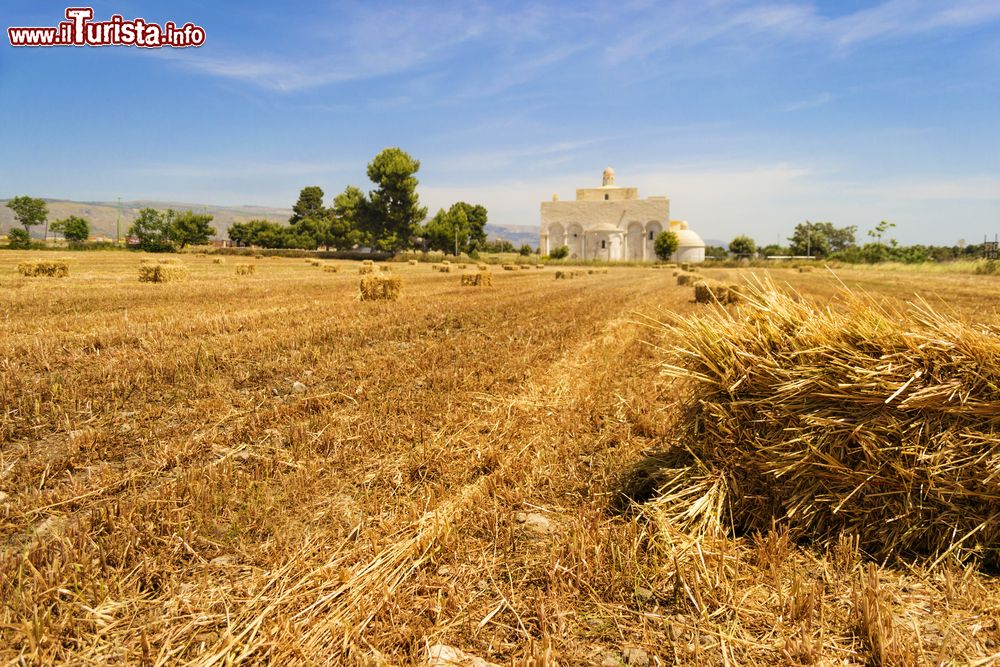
[675,228,705,248]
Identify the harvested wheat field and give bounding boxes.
[1,252,999,665]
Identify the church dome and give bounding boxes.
[602,167,616,187]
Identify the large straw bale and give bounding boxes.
[477,263,489,271]
[212,257,226,264]
[17,260,69,277]
[408,259,418,265]
[535,264,544,269]
[640,280,1000,567]
[359,274,401,301]
[358,265,375,275]
[139,263,188,283]
[235,264,255,276]
[323,264,341,273]
[380,265,391,272]
[308,259,323,267]
[693,279,732,304]
[361,259,375,266]
[676,272,696,286]
[460,272,492,287]
[502,264,516,271]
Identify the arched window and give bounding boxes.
[604,194,609,200]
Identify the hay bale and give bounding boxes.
[680,262,690,271]
[408,259,418,265]
[212,257,226,264]
[434,264,451,273]
[477,263,489,271]
[361,259,374,266]
[253,254,264,259]
[502,264,517,271]
[535,264,544,269]
[139,263,188,283]
[308,259,323,267]
[726,283,744,303]
[323,265,341,273]
[798,266,813,273]
[642,281,1000,567]
[693,280,730,304]
[359,274,401,301]
[380,265,391,272]
[460,272,492,287]
[17,260,70,277]
[555,270,570,279]
[587,268,609,274]
[457,263,467,269]
[676,272,696,286]
[359,265,375,275]
[519,264,531,270]
[235,264,255,276]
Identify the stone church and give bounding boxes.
[539,168,705,262]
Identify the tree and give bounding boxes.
[7,228,31,249]
[788,221,830,257]
[653,230,679,260]
[518,244,533,256]
[549,245,569,259]
[868,220,896,247]
[128,208,175,252]
[362,148,427,251]
[760,244,790,257]
[51,216,90,244]
[728,235,756,257]
[6,196,47,236]
[168,210,215,247]
[289,186,326,225]
[420,202,489,255]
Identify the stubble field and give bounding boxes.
[1,252,998,666]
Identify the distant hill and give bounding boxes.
[1,198,540,247]
[0,199,289,241]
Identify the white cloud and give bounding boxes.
[780,91,834,112]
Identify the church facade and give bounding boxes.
[539,168,705,263]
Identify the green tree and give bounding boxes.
[6,196,47,237]
[289,186,326,225]
[728,235,756,257]
[51,216,90,244]
[518,243,533,256]
[653,230,679,260]
[548,245,569,259]
[868,220,896,247]
[128,208,175,252]
[362,148,427,251]
[760,244,790,257]
[7,228,31,249]
[788,221,830,257]
[449,202,488,251]
[168,211,215,247]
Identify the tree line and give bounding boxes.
[228,148,495,255]
[721,220,991,264]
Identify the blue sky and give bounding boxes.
[2,0,998,245]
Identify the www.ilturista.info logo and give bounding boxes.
[8,8,205,48]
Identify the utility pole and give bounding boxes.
[116,197,122,245]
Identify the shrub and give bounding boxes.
[7,228,31,249]
[654,231,679,260]
[549,245,569,260]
